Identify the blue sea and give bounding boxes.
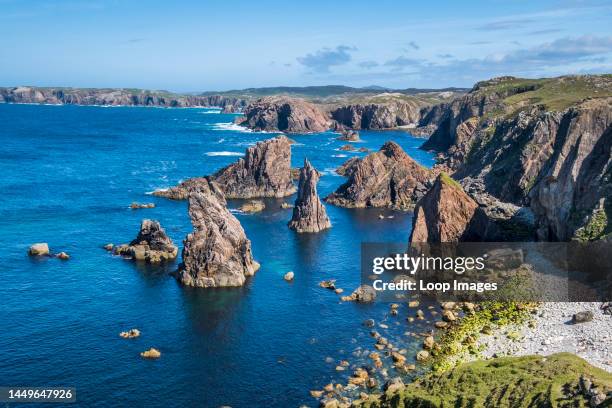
[0,104,436,407]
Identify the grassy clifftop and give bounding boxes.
[359,353,611,407]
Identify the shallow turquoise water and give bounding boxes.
[0,104,435,407]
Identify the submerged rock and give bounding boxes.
[130,202,155,209]
[119,329,141,339]
[211,136,296,198]
[288,159,331,233]
[283,271,294,281]
[114,219,178,263]
[239,96,330,133]
[177,180,259,288]
[56,252,70,260]
[326,141,431,209]
[28,243,49,256]
[337,129,361,142]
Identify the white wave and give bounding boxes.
[217,138,226,143]
[145,188,168,195]
[210,122,253,132]
[200,110,222,114]
[320,168,341,177]
[332,154,348,158]
[205,151,244,157]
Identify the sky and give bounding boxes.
[1,0,611,92]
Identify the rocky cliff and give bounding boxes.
[418,75,612,241]
[288,159,331,233]
[239,96,330,133]
[177,180,259,288]
[0,86,247,109]
[326,141,431,209]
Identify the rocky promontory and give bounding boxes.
[177,180,259,288]
[238,96,330,133]
[114,219,178,263]
[288,159,331,233]
[326,141,431,209]
[330,100,422,130]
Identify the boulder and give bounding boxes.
[177,180,260,287]
[28,243,49,256]
[114,220,178,263]
[337,129,360,141]
[140,348,161,359]
[284,271,294,281]
[239,96,330,133]
[572,311,594,324]
[288,159,332,233]
[326,142,431,209]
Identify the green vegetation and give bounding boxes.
[438,172,462,190]
[481,75,612,113]
[575,206,610,241]
[359,353,612,407]
[431,301,535,372]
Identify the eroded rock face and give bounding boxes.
[151,178,208,200]
[288,159,331,233]
[335,157,361,177]
[240,96,330,133]
[330,101,422,130]
[409,174,480,243]
[326,142,431,209]
[114,219,178,263]
[211,136,296,198]
[177,180,259,287]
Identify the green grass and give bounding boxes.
[360,353,612,407]
[438,172,463,190]
[574,206,610,241]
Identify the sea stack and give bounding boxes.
[326,141,431,209]
[177,180,259,288]
[114,219,178,263]
[151,136,296,200]
[288,159,331,233]
[409,173,479,243]
[211,136,296,198]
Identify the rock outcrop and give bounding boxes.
[0,86,247,109]
[239,96,330,133]
[28,243,50,256]
[177,180,259,288]
[114,219,178,263]
[288,159,331,233]
[335,157,361,177]
[409,174,480,243]
[211,136,296,198]
[152,136,296,200]
[326,142,431,209]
